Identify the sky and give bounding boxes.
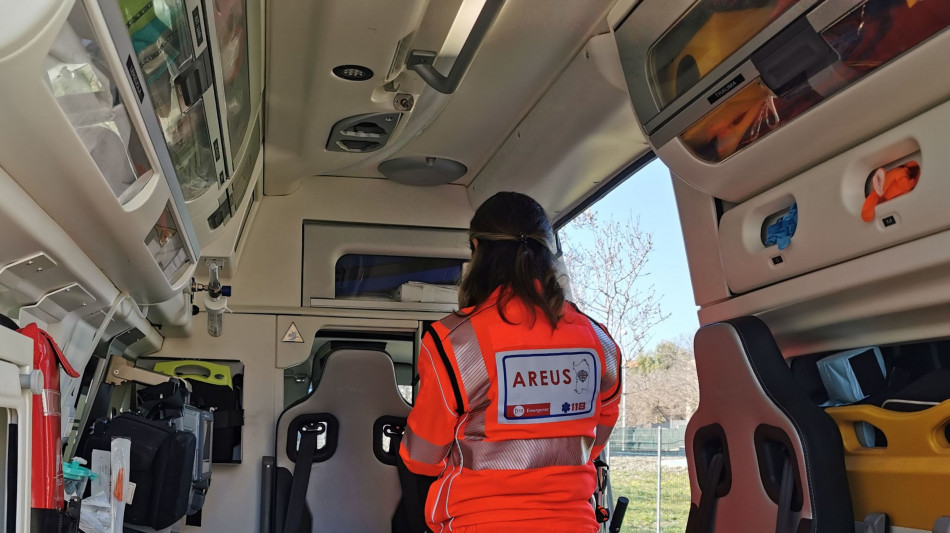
[560,158,699,352]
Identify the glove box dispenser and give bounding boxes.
[718,97,950,294]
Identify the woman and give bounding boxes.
[399,192,622,532]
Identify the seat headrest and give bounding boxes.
[311,341,388,390]
[313,349,406,408]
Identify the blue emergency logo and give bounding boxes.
[561,402,571,413]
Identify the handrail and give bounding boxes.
[406,0,506,94]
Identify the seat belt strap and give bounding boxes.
[775,456,795,533]
[393,428,434,533]
[688,452,724,533]
[284,427,320,533]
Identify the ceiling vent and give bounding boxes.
[326,113,402,153]
[378,156,468,186]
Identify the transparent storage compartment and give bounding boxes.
[649,0,803,107]
[164,99,218,200]
[213,0,252,158]
[119,0,218,201]
[679,0,950,163]
[44,2,153,203]
[120,0,192,85]
[146,204,191,280]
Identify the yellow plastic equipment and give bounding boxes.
[825,399,950,530]
[153,359,233,389]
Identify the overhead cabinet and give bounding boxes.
[0,0,262,306]
[616,0,950,201]
[103,0,262,246]
[0,0,200,305]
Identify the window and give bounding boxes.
[334,254,463,299]
[559,158,699,531]
[283,330,417,409]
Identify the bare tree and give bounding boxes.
[624,337,699,426]
[561,210,668,361]
[562,211,700,427]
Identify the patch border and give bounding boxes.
[496,348,599,425]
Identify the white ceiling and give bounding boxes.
[263,0,648,217]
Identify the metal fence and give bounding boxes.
[604,427,690,533]
[608,426,687,456]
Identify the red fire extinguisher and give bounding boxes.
[19,323,80,529]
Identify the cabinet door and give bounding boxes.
[210,0,252,173]
[118,0,224,201]
[45,1,155,205]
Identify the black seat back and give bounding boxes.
[686,317,853,532]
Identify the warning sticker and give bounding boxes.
[496,349,599,425]
[281,322,304,343]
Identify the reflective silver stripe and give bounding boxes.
[594,424,614,448]
[448,319,491,410]
[439,312,466,331]
[464,404,487,440]
[403,425,451,465]
[460,436,594,471]
[588,319,620,395]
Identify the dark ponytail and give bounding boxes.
[457,192,565,327]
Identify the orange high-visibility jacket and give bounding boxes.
[400,291,622,533]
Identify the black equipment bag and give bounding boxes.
[136,381,215,517]
[186,377,243,463]
[80,413,196,530]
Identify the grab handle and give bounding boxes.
[406,0,506,94]
[153,359,233,388]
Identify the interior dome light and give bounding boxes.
[333,65,374,81]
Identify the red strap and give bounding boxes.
[38,329,80,378]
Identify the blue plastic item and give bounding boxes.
[765,203,798,251]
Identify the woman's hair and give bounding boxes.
[457,192,565,327]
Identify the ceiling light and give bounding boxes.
[332,65,374,81]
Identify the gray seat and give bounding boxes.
[685,317,852,533]
[275,349,411,532]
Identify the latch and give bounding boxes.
[751,17,838,97]
[176,52,214,108]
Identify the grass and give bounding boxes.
[608,455,691,533]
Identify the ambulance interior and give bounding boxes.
[2,0,950,531]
